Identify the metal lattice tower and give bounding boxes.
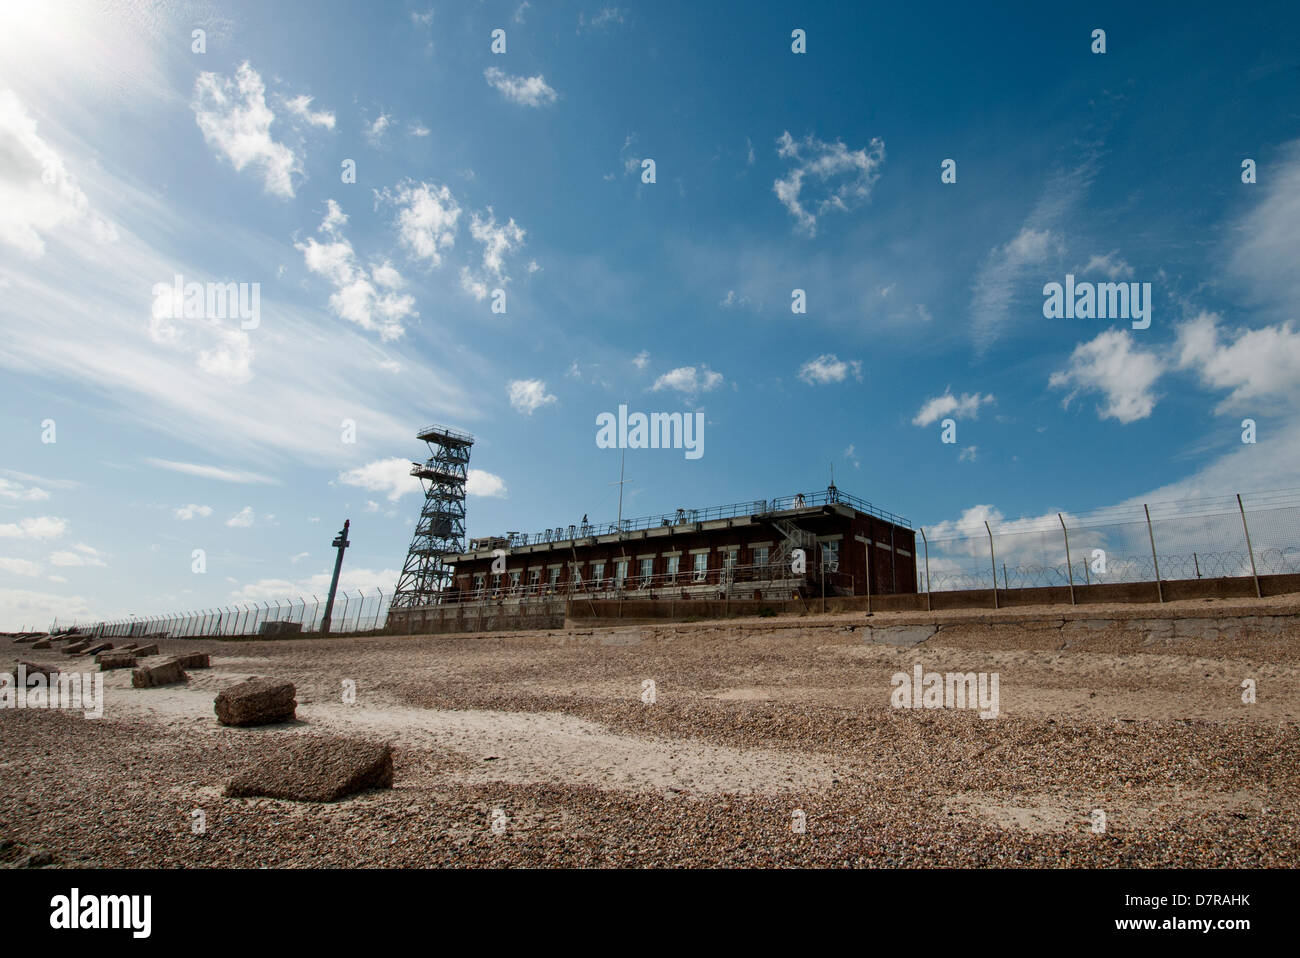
[390,423,474,608]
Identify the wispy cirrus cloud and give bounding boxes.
[146,459,277,484]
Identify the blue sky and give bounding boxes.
[2,0,1299,627]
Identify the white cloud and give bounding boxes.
[578,7,626,32]
[514,2,531,23]
[0,516,67,540]
[773,130,885,236]
[469,208,525,277]
[652,365,724,394]
[192,62,300,198]
[338,457,420,502]
[49,543,107,567]
[366,112,392,147]
[719,290,751,308]
[297,199,416,340]
[484,67,558,107]
[147,459,276,484]
[970,157,1094,352]
[173,504,213,520]
[225,506,256,528]
[912,390,996,427]
[1227,139,1300,314]
[1048,329,1163,424]
[338,458,507,502]
[1082,250,1134,279]
[461,207,526,297]
[408,121,430,137]
[958,446,978,463]
[283,94,335,129]
[0,587,91,631]
[378,180,461,268]
[1175,311,1300,414]
[467,469,508,498]
[798,354,862,385]
[0,89,117,257]
[230,565,401,602]
[0,557,42,577]
[632,351,650,370]
[0,477,50,501]
[508,379,557,415]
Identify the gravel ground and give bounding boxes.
[2,598,1298,868]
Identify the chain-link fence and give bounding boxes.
[83,589,391,639]
[916,490,1300,593]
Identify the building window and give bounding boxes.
[639,557,653,584]
[529,569,541,592]
[822,540,840,571]
[549,567,561,588]
[753,546,769,570]
[615,559,628,586]
[693,552,708,581]
[592,561,605,586]
[666,555,679,582]
[474,575,485,595]
[509,571,520,591]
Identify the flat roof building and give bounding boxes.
[440,485,915,604]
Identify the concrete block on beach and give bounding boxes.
[223,737,393,802]
[214,678,297,727]
[132,644,159,657]
[10,661,60,681]
[62,641,91,655]
[168,652,210,670]
[132,660,187,688]
[31,639,51,649]
[82,642,113,657]
[97,651,138,671]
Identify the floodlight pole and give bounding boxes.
[320,519,351,635]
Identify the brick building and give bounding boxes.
[442,485,915,603]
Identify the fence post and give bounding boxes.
[1194,553,1200,579]
[1144,503,1164,603]
[1059,513,1076,606]
[863,542,872,614]
[921,527,931,612]
[1237,493,1262,598]
[985,521,998,609]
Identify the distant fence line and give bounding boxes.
[67,488,1300,637]
[915,490,1300,596]
[80,590,390,639]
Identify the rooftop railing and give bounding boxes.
[471,489,910,551]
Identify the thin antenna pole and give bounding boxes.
[609,448,633,530]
